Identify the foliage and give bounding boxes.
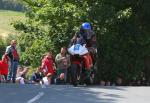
[0,37,6,59]
[13,0,89,67]
[13,0,150,84]
[89,0,150,83]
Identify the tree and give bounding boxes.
[89,0,150,84]
[13,0,89,67]
[14,0,150,85]
[0,37,5,58]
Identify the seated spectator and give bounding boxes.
[41,73,52,86]
[16,66,28,84]
[55,73,65,84]
[30,67,43,84]
[0,54,8,83]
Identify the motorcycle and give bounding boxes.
[68,44,93,86]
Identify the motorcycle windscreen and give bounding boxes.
[68,44,88,55]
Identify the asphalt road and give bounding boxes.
[0,84,150,103]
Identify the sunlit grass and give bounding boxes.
[0,10,25,38]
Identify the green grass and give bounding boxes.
[0,10,25,38]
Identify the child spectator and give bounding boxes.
[0,54,8,82]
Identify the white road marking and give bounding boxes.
[41,84,46,88]
[27,92,44,103]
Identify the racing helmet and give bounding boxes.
[81,22,91,30]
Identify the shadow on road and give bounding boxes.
[0,84,125,103]
[40,85,124,103]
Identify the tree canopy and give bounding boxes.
[13,0,150,84]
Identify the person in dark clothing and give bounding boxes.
[55,73,65,84]
[5,40,19,83]
[30,67,43,84]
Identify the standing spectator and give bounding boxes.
[55,47,70,83]
[41,52,55,76]
[5,40,19,83]
[0,54,8,82]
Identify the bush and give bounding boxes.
[0,36,6,58]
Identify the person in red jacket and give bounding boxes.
[41,52,55,76]
[0,54,8,82]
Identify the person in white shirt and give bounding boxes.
[16,66,28,84]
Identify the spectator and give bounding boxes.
[41,73,52,86]
[55,47,70,83]
[55,73,65,84]
[30,67,43,84]
[16,66,28,84]
[41,52,55,76]
[0,54,8,82]
[5,40,19,83]
[116,77,123,86]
